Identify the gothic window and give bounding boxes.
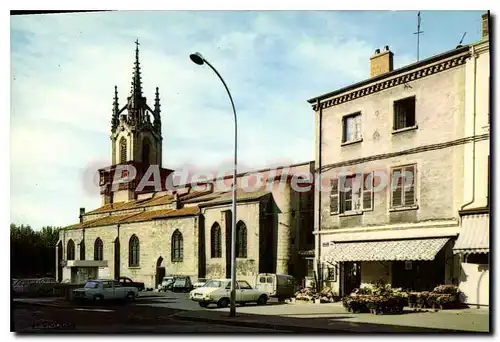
[119,137,127,164]
[236,221,247,258]
[67,239,75,260]
[94,238,104,261]
[79,240,85,260]
[172,230,183,262]
[211,223,222,258]
[129,235,140,267]
[142,138,151,164]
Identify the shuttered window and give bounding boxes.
[331,173,374,214]
[329,178,339,214]
[363,172,374,211]
[391,165,417,208]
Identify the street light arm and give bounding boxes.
[199,57,238,318]
[202,59,238,125]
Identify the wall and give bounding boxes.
[201,202,261,286]
[459,262,489,306]
[462,40,490,210]
[118,217,198,288]
[316,54,466,230]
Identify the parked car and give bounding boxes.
[72,279,138,302]
[158,276,176,292]
[116,276,145,291]
[192,278,208,289]
[189,279,269,308]
[255,273,297,302]
[172,276,193,293]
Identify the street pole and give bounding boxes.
[189,53,238,317]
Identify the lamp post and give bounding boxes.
[189,52,238,317]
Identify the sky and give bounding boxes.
[10,10,485,230]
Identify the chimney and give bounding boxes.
[370,45,394,77]
[79,208,85,224]
[482,12,489,40]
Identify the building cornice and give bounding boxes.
[314,220,459,236]
[310,48,470,111]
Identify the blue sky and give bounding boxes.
[10,10,484,230]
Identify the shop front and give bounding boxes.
[321,230,459,296]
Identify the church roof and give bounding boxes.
[182,188,271,206]
[85,194,176,215]
[63,206,200,230]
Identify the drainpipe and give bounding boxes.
[461,45,478,211]
[315,98,323,289]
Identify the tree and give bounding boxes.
[10,224,61,278]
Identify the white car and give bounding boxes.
[72,279,139,302]
[189,279,268,308]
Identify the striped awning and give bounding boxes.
[453,214,490,254]
[323,238,450,263]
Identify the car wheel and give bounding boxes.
[199,302,208,308]
[126,292,136,301]
[217,298,230,308]
[93,295,103,302]
[257,295,268,306]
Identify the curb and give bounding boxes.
[171,314,355,333]
[171,313,466,333]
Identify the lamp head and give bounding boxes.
[189,52,205,65]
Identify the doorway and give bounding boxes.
[342,261,361,296]
[156,257,166,287]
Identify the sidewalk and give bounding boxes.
[172,302,490,333]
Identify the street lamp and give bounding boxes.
[189,52,238,317]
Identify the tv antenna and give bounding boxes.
[458,32,467,47]
[414,11,424,61]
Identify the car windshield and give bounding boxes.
[203,280,223,288]
[84,281,99,289]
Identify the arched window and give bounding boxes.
[211,223,222,258]
[94,238,104,261]
[171,230,183,262]
[67,239,75,260]
[129,235,140,267]
[119,137,127,163]
[142,138,151,165]
[236,221,247,258]
[79,240,85,260]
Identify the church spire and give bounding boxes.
[111,85,119,132]
[154,87,161,133]
[131,39,143,99]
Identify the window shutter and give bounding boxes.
[391,168,403,207]
[330,178,339,214]
[403,165,416,206]
[362,172,374,211]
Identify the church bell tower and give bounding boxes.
[98,40,174,205]
[110,40,162,167]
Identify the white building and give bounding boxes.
[452,12,490,307]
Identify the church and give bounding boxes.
[56,43,315,289]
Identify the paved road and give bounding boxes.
[12,303,291,333]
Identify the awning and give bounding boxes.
[453,214,490,254]
[323,238,450,263]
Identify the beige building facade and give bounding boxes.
[56,42,315,289]
[308,13,490,299]
[452,13,490,307]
